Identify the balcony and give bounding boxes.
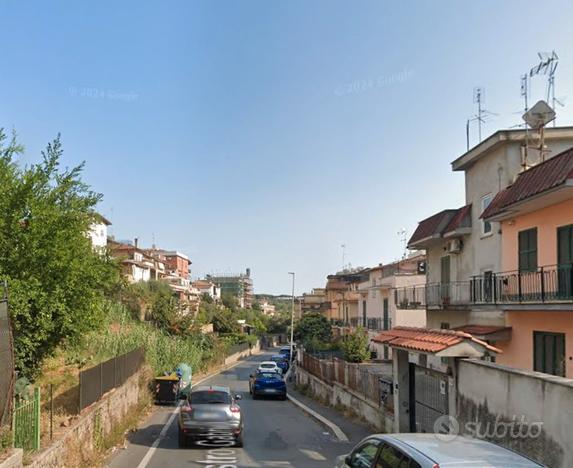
[394,282,471,309]
[335,317,392,330]
[471,264,573,305]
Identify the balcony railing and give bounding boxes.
[471,264,573,304]
[333,317,391,330]
[394,282,471,309]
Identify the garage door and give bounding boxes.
[410,364,449,433]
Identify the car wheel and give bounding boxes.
[235,432,244,448]
[178,429,187,448]
[281,394,287,401]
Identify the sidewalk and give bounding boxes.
[286,366,372,445]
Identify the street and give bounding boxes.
[107,351,368,468]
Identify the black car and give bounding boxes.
[178,385,244,447]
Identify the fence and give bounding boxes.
[12,387,40,452]
[79,347,144,412]
[300,350,392,412]
[0,281,15,427]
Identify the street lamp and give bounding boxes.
[288,272,295,366]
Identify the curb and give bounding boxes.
[285,367,349,442]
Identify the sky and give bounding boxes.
[1,0,573,295]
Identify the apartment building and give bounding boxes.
[324,270,367,324]
[207,268,254,308]
[301,288,329,315]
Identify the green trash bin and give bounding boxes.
[176,363,192,396]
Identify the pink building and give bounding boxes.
[480,146,573,377]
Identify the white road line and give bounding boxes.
[135,359,248,468]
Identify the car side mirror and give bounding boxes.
[235,394,242,400]
[345,455,352,466]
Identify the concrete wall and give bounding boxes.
[456,359,573,468]
[224,341,261,366]
[296,367,393,433]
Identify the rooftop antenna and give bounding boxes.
[520,74,529,112]
[529,51,562,127]
[341,244,346,271]
[397,228,407,260]
[522,100,556,167]
[466,87,497,150]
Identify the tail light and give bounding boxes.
[230,405,241,413]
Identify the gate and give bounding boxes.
[410,364,449,433]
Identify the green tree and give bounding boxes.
[293,313,331,345]
[221,293,239,312]
[212,306,240,334]
[340,327,370,363]
[0,130,119,377]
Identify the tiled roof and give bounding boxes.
[408,205,470,247]
[371,326,501,354]
[443,204,471,235]
[452,325,511,336]
[482,146,573,219]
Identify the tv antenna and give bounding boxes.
[529,51,563,126]
[397,228,408,259]
[341,244,346,271]
[466,87,497,150]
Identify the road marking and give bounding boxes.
[284,366,349,442]
[299,448,327,461]
[135,359,247,468]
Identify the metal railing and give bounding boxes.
[366,317,391,331]
[79,348,144,412]
[12,387,40,452]
[471,264,573,304]
[394,282,471,309]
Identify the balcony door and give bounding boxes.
[440,255,451,303]
[557,225,573,299]
[534,331,565,377]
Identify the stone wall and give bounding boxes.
[296,366,393,432]
[457,359,573,468]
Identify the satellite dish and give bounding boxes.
[523,100,556,129]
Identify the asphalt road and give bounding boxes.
[107,350,368,468]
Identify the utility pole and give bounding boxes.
[288,272,295,366]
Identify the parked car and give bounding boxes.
[269,354,289,373]
[249,370,287,400]
[257,360,282,374]
[336,434,545,468]
[178,385,244,448]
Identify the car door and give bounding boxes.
[346,439,383,468]
[375,443,422,468]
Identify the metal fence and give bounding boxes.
[0,281,15,427]
[79,348,144,412]
[12,387,40,452]
[299,351,393,412]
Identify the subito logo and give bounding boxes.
[433,415,459,442]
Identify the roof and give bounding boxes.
[408,206,470,247]
[482,146,573,219]
[371,326,501,355]
[452,325,511,336]
[451,126,573,172]
[374,434,543,466]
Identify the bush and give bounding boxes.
[340,328,370,363]
[294,313,332,345]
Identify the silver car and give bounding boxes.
[178,385,243,448]
[336,433,545,468]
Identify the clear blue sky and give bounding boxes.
[1,0,573,294]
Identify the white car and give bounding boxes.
[257,361,282,375]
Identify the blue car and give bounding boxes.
[249,370,287,400]
[270,354,289,373]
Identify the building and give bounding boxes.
[110,240,162,283]
[301,288,329,315]
[193,279,221,302]
[258,301,276,316]
[401,127,573,342]
[474,146,573,377]
[146,250,191,279]
[207,268,254,308]
[88,213,111,251]
[358,253,427,359]
[324,270,368,324]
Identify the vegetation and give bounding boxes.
[293,312,332,345]
[340,327,370,363]
[0,130,119,377]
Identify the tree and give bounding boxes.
[212,307,240,334]
[293,313,331,345]
[221,293,239,312]
[340,328,370,363]
[0,130,120,377]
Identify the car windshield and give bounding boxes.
[189,391,230,405]
[260,363,275,368]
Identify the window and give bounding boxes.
[440,322,450,329]
[376,443,421,468]
[518,228,538,272]
[349,440,381,468]
[481,194,493,235]
[534,331,565,377]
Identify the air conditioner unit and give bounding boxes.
[448,239,462,254]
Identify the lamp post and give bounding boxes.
[288,272,295,366]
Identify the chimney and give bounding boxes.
[246,268,251,277]
[134,238,138,249]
